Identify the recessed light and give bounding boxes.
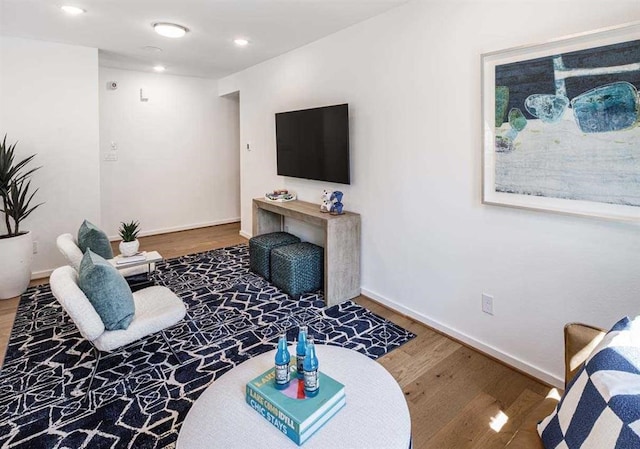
[153,65,166,72]
[234,38,249,47]
[153,23,188,38]
[61,5,85,15]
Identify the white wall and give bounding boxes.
[99,68,240,238]
[0,37,100,276]
[220,1,640,386]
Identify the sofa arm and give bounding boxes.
[564,323,606,387]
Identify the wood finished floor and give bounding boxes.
[0,222,552,448]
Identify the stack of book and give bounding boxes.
[245,361,345,445]
[115,253,147,265]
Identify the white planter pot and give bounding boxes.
[119,239,140,257]
[0,231,33,300]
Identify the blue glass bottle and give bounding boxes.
[274,333,291,390]
[296,326,308,380]
[303,338,319,397]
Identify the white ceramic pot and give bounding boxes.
[119,239,140,257]
[0,231,33,299]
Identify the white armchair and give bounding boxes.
[56,233,150,277]
[49,265,186,396]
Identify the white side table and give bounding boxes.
[108,250,162,274]
[177,345,411,449]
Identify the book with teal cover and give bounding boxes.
[245,360,346,445]
[246,392,346,445]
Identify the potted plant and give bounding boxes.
[0,135,43,299]
[118,220,141,257]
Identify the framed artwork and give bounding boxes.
[482,22,640,221]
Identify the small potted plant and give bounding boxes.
[118,220,141,257]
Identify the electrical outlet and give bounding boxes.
[104,153,118,162]
[32,241,38,254]
[482,293,493,315]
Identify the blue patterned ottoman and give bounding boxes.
[249,232,301,280]
[271,242,323,297]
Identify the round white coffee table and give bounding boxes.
[177,345,411,449]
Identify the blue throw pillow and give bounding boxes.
[78,219,114,259]
[78,250,135,330]
[538,316,640,448]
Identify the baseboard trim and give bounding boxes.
[108,218,240,241]
[360,287,564,389]
[239,230,252,239]
[31,269,54,280]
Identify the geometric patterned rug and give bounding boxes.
[0,244,415,448]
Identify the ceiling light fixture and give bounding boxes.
[61,5,85,15]
[153,22,188,38]
[234,38,249,47]
[153,65,166,72]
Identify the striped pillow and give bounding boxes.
[538,316,640,448]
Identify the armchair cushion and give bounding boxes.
[538,316,640,448]
[78,250,135,330]
[93,286,186,352]
[78,219,114,259]
[50,266,186,353]
[57,233,84,270]
[50,266,105,342]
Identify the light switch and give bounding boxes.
[110,141,118,150]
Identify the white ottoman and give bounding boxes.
[177,345,411,449]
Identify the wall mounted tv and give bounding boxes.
[275,103,350,185]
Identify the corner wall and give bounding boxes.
[99,68,240,238]
[0,37,100,276]
[220,1,640,385]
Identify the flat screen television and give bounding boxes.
[275,103,350,185]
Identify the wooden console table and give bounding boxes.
[252,198,360,306]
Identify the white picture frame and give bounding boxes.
[482,22,640,221]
